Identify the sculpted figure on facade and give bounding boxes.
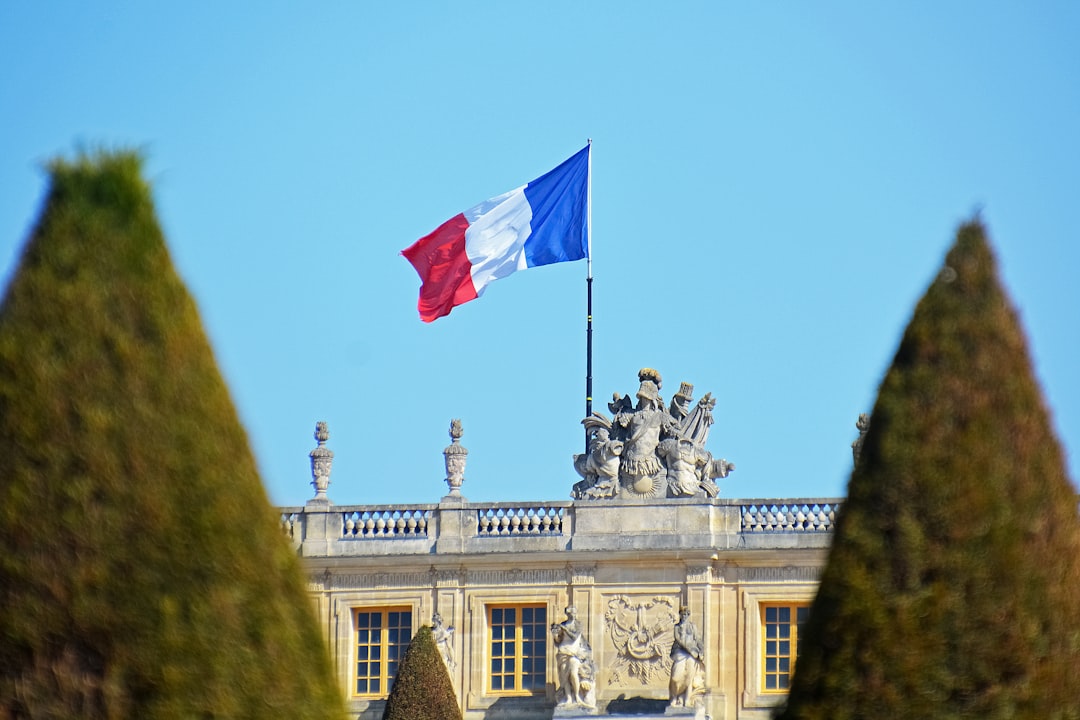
[431,612,456,671]
[669,606,706,708]
[550,606,597,710]
[572,368,735,500]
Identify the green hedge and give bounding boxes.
[0,151,344,719]
[382,625,461,720]
[778,221,1080,720]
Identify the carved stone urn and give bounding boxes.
[443,419,468,498]
[309,421,334,503]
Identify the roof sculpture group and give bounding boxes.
[572,368,735,501]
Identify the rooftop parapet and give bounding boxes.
[278,497,842,559]
[281,419,841,559]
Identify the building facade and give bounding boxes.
[282,417,843,720]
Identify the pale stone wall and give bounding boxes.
[283,497,841,720]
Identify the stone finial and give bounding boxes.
[309,421,334,504]
[443,419,468,499]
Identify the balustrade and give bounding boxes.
[278,499,844,547]
[740,502,841,533]
[475,505,565,536]
[341,508,431,538]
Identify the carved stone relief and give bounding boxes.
[603,595,679,687]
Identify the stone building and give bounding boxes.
[282,372,847,720]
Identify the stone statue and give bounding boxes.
[669,606,706,708]
[615,371,679,498]
[573,368,734,500]
[431,612,456,671]
[550,606,596,710]
[852,413,870,466]
[572,419,623,500]
[658,437,711,497]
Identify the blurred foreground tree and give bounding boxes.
[0,151,343,718]
[777,220,1080,720]
[382,625,461,720]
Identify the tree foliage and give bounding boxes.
[0,151,343,718]
[382,625,461,720]
[777,220,1080,720]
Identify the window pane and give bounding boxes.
[489,604,546,695]
[761,603,810,694]
[356,607,411,698]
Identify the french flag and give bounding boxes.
[403,145,590,322]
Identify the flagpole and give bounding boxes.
[585,139,593,453]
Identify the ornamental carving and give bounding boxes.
[566,563,597,586]
[429,567,464,587]
[603,595,679,686]
[685,565,712,583]
[573,369,735,500]
[735,565,823,582]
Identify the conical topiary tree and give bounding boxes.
[777,220,1080,720]
[382,625,461,720]
[0,151,343,718]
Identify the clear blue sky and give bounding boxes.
[2,3,1078,507]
